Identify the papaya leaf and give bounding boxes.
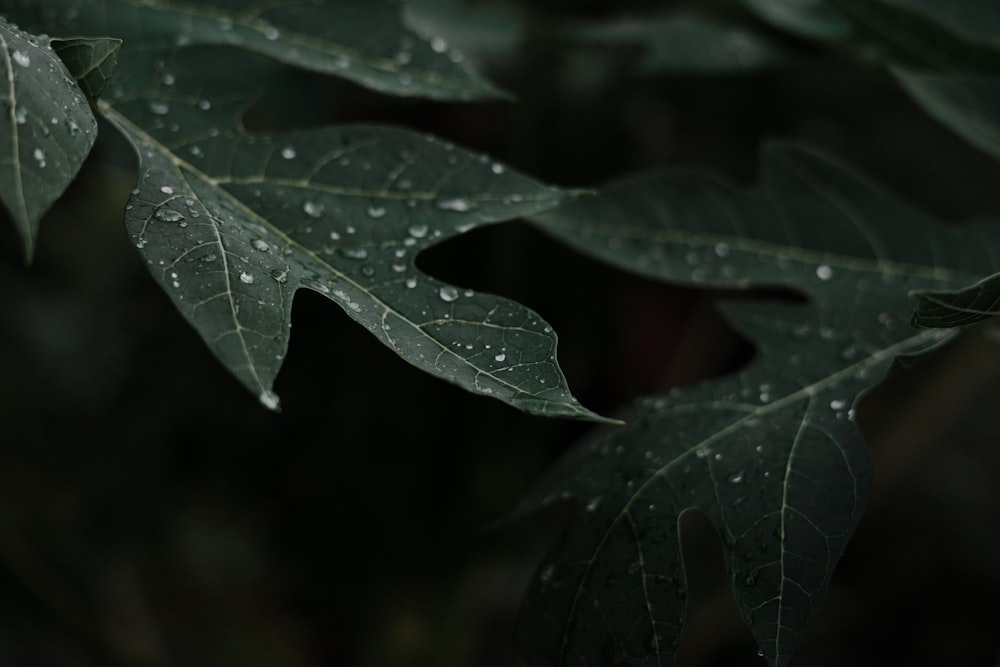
[0,16,99,260]
[51,36,121,99]
[518,144,997,666]
[95,46,603,419]
[3,0,504,100]
[892,70,1000,327]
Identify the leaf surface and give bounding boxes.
[4,0,502,100]
[97,47,600,418]
[51,36,122,99]
[0,16,98,259]
[518,144,997,665]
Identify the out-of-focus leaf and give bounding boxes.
[51,36,121,99]
[742,0,853,41]
[518,144,996,666]
[891,70,1000,327]
[0,16,98,259]
[4,0,504,100]
[561,14,786,75]
[404,0,525,62]
[97,47,604,419]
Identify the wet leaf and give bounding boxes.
[4,0,504,100]
[518,144,997,665]
[98,47,602,419]
[0,16,98,259]
[742,0,853,42]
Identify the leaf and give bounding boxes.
[95,46,604,419]
[404,0,525,62]
[891,70,1000,327]
[559,14,787,75]
[0,16,98,259]
[51,36,122,99]
[518,144,997,665]
[741,0,853,42]
[4,0,504,100]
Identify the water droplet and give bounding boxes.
[160,185,174,195]
[430,36,448,53]
[407,224,429,238]
[728,471,744,484]
[32,147,45,167]
[259,390,279,409]
[148,101,169,115]
[252,239,270,252]
[14,107,26,124]
[263,25,280,40]
[280,145,296,159]
[161,72,175,86]
[439,286,459,302]
[339,247,369,260]
[585,496,601,512]
[494,353,506,362]
[303,201,324,218]
[239,271,254,284]
[715,242,730,257]
[198,99,212,111]
[816,264,833,280]
[361,265,376,277]
[12,50,30,67]
[154,208,183,222]
[491,163,505,174]
[437,197,475,212]
[830,399,847,410]
[367,205,387,219]
[405,276,418,289]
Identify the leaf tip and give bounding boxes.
[258,389,281,412]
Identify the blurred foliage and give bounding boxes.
[1,0,1000,665]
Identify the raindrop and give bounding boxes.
[339,247,369,260]
[585,497,602,512]
[198,99,212,111]
[361,265,376,277]
[816,264,833,280]
[715,242,730,257]
[14,107,26,124]
[439,286,459,302]
[154,208,184,222]
[161,72,175,85]
[407,224,429,238]
[12,50,30,67]
[728,471,744,484]
[303,201,324,218]
[437,197,475,212]
[252,239,270,252]
[430,36,448,53]
[263,25,280,40]
[160,185,174,195]
[491,163,505,174]
[280,145,296,159]
[239,271,254,284]
[32,147,45,167]
[830,399,847,410]
[367,205,387,219]
[189,146,203,158]
[494,353,506,362]
[148,101,169,115]
[405,276,417,289]
[259,390,279,409]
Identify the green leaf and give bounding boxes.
[560,14,787,75]
[51,36,122,99]
[518,144,997,665]
[890,71,1000,327]
[4,0,504,100]
[0,16,98,259]
[97,47,602,419]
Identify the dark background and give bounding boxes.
[1,0,999,665]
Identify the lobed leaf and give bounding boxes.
[518,144,997,666]
[0,16,98,259]
[3,0,504,100]
[98,47,603,419]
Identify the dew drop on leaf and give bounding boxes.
[408,224,429,238]
[367,205,387,219]
[438,286,459,302]
[494,353,506,362]
[303,201,324,218]
[154,208,184,222]
[437,197,475,212]
[280,145,296,159]
[12,50,30,67]
[148,101,169,115]
[430,36,448,53]
[239,271,254,284]
[816,264,833,280]
[252,239,270,252]
[258,390,279,410]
